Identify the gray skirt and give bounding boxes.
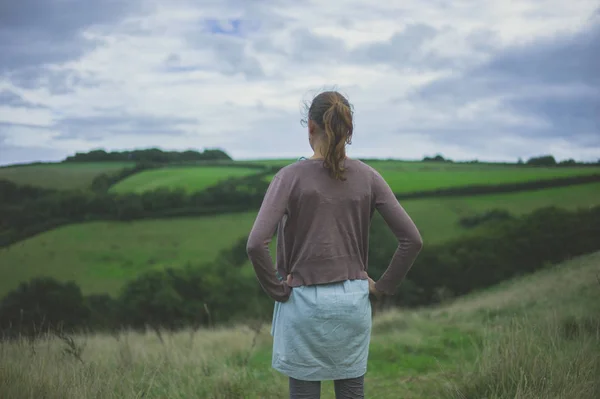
[270,279,372,381]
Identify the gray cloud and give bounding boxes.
[53,114,200,139]
[0,0,141,81]
[404,20,600,147]
[7,67,104,95]
[261,23,444,70]
[183,20,267,79]
[0,90,46,108]
[350,24,441,67]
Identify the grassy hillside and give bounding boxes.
[373,164,600,194]
[263,161,600,193]
[110,166,261,194]
[0,162,134,190]
[1,182,599,297]
[3,159,598,195]
[0,212,262,296]
[2,251,598,398]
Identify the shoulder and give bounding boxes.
[346,159,382,182]
[269,160,310,190]
[272,159,316,180]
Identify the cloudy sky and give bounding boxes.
[0,0,598,165]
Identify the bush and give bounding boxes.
[397,205,600,306]
[0,278,89,339]
[458,209,513,228]
[526,155,557,166]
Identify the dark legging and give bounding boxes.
[289,375,364,399]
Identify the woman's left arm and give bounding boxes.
[246,174,292,302]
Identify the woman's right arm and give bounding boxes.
[371,171,423,295]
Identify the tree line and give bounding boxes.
[1,204,599,340]
[64,148,232,163]
[418,154,600,166]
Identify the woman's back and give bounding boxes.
[247,156,422,301]
[273,158,381,288]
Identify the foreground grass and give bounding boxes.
[0,162,134,190]
[110,166,261,194]
[2,182,599,296]
[1,252,598,398]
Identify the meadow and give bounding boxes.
[263,161,600,193]
[0,162,134,190]
[1,182,599,297]
[2,159,599,196]
[2,251,598,399]
[106,159,600,195]
[110,166,262,194]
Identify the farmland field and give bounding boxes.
[0,212,263,296]
[0,162,134,190]
[110,166,261,194]
[264,161,600,193]
[1,182,598,297]
[2,251,598,398]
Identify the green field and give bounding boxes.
[2,182,599,297]
[0,162,134,190]
[0,212,261,296]
[3,159,598,196]
[110,166,261,194]
[2,251,598,398]
[265,161,600,193]
[107,158,600,196]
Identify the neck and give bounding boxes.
[310,141,327,159]
[310,150,348,161]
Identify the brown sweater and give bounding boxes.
[246,158,423,302]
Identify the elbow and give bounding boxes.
[405,230,423,252]
[246,237,262,258]
[413,233,423,251]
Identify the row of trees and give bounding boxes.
[420,153,600,166]
[64,148,232,163]
[2,204,599,339]
[521,155,600,166]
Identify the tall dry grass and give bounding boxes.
[1,252,598,398]
[443,315,600,399]
[0,325,288,399]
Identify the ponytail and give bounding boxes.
[321,96,354,180]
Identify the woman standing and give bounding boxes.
[246,90,423,399]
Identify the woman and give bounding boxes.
[246,90,423,399]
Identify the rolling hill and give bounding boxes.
[262,161,600,193]
[110,166,262,194]
[1,181,599,296]
[0,162,134,190]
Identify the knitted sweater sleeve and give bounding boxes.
[372,170,423,295]
[246,175,293,302]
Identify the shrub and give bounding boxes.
[0,278,89,339]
